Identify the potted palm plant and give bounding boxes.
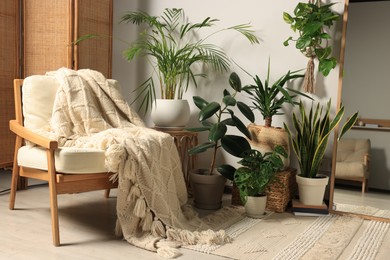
[187,72,255,210]
[241,59,311,168]
[284,100,358,205]
[121,8,259,127]
[234,147,287,218]
[283,1,340,93]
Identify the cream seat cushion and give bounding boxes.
[18,75,121,174]
[18,146,107,174]
[336,138,370,179]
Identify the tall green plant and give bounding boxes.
[121,8,259,113]
[234,147,287,203]
[241,59,311,127]
[188,72,255,179]
[284,100,358,178]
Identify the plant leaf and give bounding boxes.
[221,135,251,157]
[199,102,220,121]
[217,164,236,181]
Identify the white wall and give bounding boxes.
[342,1,390,190]
[112,0,345,169]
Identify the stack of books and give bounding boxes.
[291,199,329,216]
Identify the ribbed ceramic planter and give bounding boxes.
[296,175,329,206]
[150,99,190,128]
[190,169,226,210]
[244,195,267,218]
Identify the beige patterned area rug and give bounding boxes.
[186,210,390,260]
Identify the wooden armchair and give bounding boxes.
[335,138,371,192]
[9,76,117,246]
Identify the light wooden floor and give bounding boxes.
[0,170,228,260]
[2,169,390,259]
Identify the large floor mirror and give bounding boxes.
[329,0,390,221]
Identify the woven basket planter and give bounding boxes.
[265,168,297,213]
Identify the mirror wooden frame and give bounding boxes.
[328,0,390,223]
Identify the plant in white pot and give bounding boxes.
[188,72,255,210]
[284,100,358,206]
[241,59,312,168]
[120,8,259,127]
[234,147,287,218]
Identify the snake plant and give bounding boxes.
[284,100,358,178]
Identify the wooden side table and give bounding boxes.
[154,128,198,197]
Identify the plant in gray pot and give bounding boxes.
[284,100,358,206]
[234,146,287,218]
[188,72,255,210]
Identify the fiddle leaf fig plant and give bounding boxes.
[234,146,287,203]
[188,72,255,179]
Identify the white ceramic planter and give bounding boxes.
[150,99,190,128]
[244,195,267,218]
[296,175,329,206]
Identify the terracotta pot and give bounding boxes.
[190,169,226,210]
[244,195,267,218]
[150,99,190,128]
[296,174,329,206]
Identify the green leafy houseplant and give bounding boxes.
[284,100,358,178]
[242,59,311,127]
[120,8,259,113]
[188,72,255,179]
[234,147,287,203]
[283,1,340,93]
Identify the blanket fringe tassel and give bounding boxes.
[152,217,167,237]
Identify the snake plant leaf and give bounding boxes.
[221,135,251,157]
[237,101,255,123]
[209,123,227,142]
[193,96,209,110]
[229,72,242,92]
[188,142,215,155]
[217,164,236,181]
[199,102,220,121]
[339,112,358,140]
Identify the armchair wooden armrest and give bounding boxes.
[9,120,58,150]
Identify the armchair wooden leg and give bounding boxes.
[47,150,60,246]
[362,178,367,193]
[104,189,110,198]
[9,136,22,210]
[9,164,19,210]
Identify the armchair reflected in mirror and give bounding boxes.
[329,0,390,221]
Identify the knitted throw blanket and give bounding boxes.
[45,68,237,258]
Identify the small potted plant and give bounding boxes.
[120,8,259,127]
[284,100,358,205]
[188,72,255,210]
[283,1,340,93]
[241,58,311,168]
[234,147,287,218]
